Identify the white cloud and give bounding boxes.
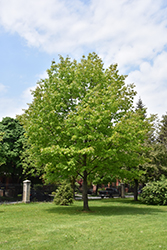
[22,85,36,105]
[126,51,167,117]
[37,70,49,80]
[0,0,166,64]
[0,68,48,121]
[0,0,167,119]
[0,85,37,121]
[0,97,23,121]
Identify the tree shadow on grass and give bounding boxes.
[46,198,165,216]
[101,197,141,205]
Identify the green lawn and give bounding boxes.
[0,198,167,250]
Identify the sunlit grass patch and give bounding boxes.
[0,199,167,249]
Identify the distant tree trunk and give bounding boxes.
[11,164,16,183]
[121,183,125,198]
[134,179,138,201]
[95,184,99,196]
[82,170,89,211]
[71,176,75,200]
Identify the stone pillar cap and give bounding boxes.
[23,180,31,183]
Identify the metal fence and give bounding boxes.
[0,183,23,198]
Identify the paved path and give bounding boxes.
[75,195,133,200]
[0,195,133,204]
[0,201,22,205]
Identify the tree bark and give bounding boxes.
[95,184,99,196]
[121,183,125,198]
[82,170,89,211]
[134,179,138,201]
[71,176,76,200]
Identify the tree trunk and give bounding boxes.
[82,170,89,211]
[71,176,76,200]
[95,184,99,196]
[121,183,125,198]
[134,179,138,201]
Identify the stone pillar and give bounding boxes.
[23,180,31,203]
[121,183,125,198]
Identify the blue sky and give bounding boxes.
[0,0,167,121]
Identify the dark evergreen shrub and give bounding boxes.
[140,178,167,205]
[52,181,73,205]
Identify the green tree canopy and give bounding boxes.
[0,117,26,183]
[159,113,167,147]
[122,98,149,200]
[126,111,167,201]
[20,53,149,210]
[0,132,5,166]
[120,99,167,201]
[139,113,167,184]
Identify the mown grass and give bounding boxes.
[0,198,167,250]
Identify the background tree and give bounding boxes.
[140,113,167,184]
[135,97,146,113]
[115,98,154,201]
[92,172,117,195]
[133,98,147,200]
[149,113,167,178]
[159,113,167,147]
[0,132,5,166]
[140,114,167,181]
[126,109,167,201]
[20,53,149,210]
[0,117,26,183]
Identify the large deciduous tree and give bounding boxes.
[20,53,149,210]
